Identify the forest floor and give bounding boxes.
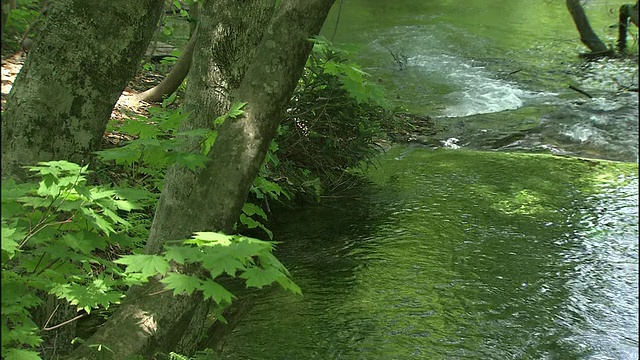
[1,52,177,147]
[1,52,164,118]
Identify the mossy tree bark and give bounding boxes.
[1,0,164,181]
[566,0,610,54]
[66,0,335,358]
[1,1,163,357]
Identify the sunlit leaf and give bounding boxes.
[240,267,284,289]
[114,254,171,278]
[199,279,235,304]
[228,101,247,118]
[160,272,202,296]
[186,232,233,246]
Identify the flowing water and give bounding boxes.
[221,1,638,358]
[323,0,638,162]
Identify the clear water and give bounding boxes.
[220,1,638,359]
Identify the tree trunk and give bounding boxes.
[566,0,610,53]
[2,1,163,357]
[618,2,639,52]
[1,0,164,181]
[189,1,199,36]
[134,27,198,103]
[66,0,335,358]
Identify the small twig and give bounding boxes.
[568,84,593,98]
[382,45,408,70]
[42,303,60,329]
[43,310,87,331]
[146,288,173,297]
[508,69,523,75]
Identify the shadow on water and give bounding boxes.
[223,148,638,359]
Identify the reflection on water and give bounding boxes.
[223,148,638,359]
[559,176,639,359]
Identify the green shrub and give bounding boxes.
[1,161,299,359]
[2,0,46,55]
[275,36,408,199]
[1,161,149,359]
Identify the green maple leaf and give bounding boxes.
[2,223,23,258]
[114,254,170,278]
[242,203,267,220]
[160,273,202,296]
[62,232,102,255]
[199,279,235,304]
[186,232,233,246]
[3,348,43,360]
[227,101,247,118]
[230,237,270,259]
[199,248,245,277]
[163,246,202,265]
[276,275,302,295]
[240,267,284,289]
[50,279,122,313]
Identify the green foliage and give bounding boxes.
[98,104,208,192]
[100,101,285,240]
[1,161,300,359]
[308,36,390,108]
[1,161,150,357]
[117,232,301,304]
[274,36,409,200]
[1,0,45,55]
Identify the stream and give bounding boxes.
[221,1,638,359]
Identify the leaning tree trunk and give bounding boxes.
[1,0,164,181]
[133,2,201,103]
[631,1,639,26]
[66,0,335,358]
[134,26,198,103]
[566,0,610,54]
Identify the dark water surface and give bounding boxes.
[222,1,637,359]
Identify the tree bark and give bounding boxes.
[146,0,276,253]
[1,0,164,181]
[66,0,335,358]
[566,0,610,54]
